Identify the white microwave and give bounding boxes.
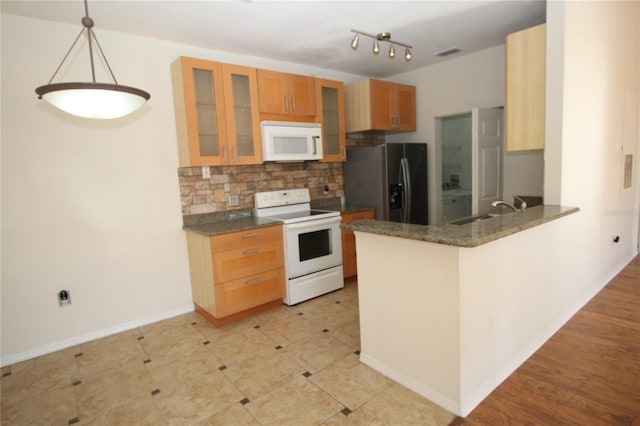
[261,121,323,162]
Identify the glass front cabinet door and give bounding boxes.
[172,57,261,166]
[316,79,346,162]
[222,64,262,164]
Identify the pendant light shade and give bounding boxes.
[36,83,149,119]
[35,0,150,119]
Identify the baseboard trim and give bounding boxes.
[1,304,194,367]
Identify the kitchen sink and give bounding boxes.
[449,214,495,225]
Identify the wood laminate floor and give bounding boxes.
[451,254,640,426]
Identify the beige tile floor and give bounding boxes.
[1,282,455,425]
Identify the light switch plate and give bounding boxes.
[202,166,211,179]
[228,195,240,207]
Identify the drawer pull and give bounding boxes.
[242,232,259,238]
[243,248,260,256]
[245,277,263,285]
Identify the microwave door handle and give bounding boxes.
[312,136,319,155]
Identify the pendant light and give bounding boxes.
[35,0,150,119]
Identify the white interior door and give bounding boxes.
[472,108,504,214]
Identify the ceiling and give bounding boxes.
[1,0,546,78]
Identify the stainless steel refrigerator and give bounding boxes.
[345,143,428,225]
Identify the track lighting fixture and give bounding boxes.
[35,0,150,119]
[350,29,413,62]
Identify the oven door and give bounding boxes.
[283,216,342,279]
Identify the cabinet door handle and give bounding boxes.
[241,232,258,238]
[291,96,296,112]
[223,147,228,163]
[232,145,237,162]
[243,248,260,256]
[245,277,263,285]
[283,96,289,113]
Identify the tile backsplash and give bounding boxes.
[179,162,344,215]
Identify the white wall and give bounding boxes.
[546,0,639,280]
[0,13,362,365]
[385,46,533,223]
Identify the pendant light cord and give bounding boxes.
[84,0,96,83]
[45,0,119,86]
[45,27,85,85]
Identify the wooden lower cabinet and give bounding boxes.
[185,224,285,325]
[341,209,375,280]
[214,268,285,317]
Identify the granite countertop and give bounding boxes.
[341,205,579,248]
[182,198,376,237]
[182,209,282,237]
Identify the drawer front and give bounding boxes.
[215,268,285,317]
[341,210,373,280]
[211,225,282,252]
[213,240,284,283]
[341,210,375,224]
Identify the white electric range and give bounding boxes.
[254,188,344,305]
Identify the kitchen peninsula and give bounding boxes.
[341,205,579,417]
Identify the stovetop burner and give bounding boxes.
[253,189,340,224]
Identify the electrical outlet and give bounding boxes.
[228,194,240,207]
[58,289,71,307]
[202,166,211,179]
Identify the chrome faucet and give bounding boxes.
[513,195,528,210]
[491,200,526,212]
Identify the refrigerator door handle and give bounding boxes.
[401,158,411,223]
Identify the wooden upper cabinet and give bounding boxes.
[316,79,346,162]
[395,84,417,131]
[505,23,546,151]
[171,57,262,166]
[345,78,416,132]
[257,69,316,118]
[172,57,228,166]
[222,64,262,164]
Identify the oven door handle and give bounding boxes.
[284,216,341,230]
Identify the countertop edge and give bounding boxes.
[183,217,283,237]
[341,205,580,248]
[182,202,376,237]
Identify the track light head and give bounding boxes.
[373,39,380,55]
[405,48,412,61]
[389,44,396,59]
[351,34,359,50]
